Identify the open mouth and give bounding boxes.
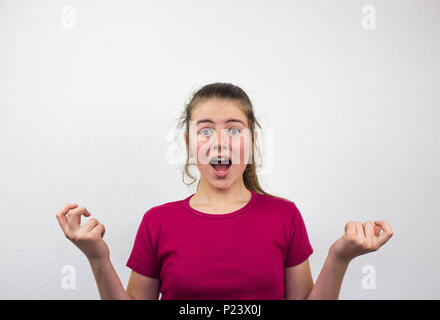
[209,157,232,176]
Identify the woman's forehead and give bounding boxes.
[191,100,248,124]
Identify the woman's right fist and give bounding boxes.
[56,203,110,263]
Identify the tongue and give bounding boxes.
[212,164,229,172]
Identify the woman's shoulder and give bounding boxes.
[256,191,294,207]
[143,197,185,217]
[256,192,302,219]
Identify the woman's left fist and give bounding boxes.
[329,220,394,263]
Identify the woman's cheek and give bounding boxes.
[237,135,251,167]
[195,139,211,167]
[242,140,252,169]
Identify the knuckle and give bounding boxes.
[347,236,357,243]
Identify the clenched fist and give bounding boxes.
[56,203,110,264]
[329,220,394,263]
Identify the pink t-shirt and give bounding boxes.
[126,189,313,300]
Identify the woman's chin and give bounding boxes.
[207,175,236,190]
[210,180,232,190]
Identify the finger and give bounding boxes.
[355,222,365,242]
[67,207,91,231]
[363,221,374,240]
[374,220,394,247]
[56,203,78,234]
[345,221,356,239]
[374,220,393,234]
[90,224,105,238]
[82,217,100,232]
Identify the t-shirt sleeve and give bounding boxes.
[126,209,160,279]
[285,202,314,267]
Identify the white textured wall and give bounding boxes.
[1,0,439,299]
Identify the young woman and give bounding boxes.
[55,82,394,300]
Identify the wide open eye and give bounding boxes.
[229,128,240,135]
[199,128,213,136]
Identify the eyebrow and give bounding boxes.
[196,118,246,126]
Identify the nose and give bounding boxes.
[212,128,229,152]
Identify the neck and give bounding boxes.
[194,177,251,205]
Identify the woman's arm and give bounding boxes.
[286,220,393,300]
[305,251,349,300]
[308,220,393,299]
[89,258,133,300]
[90,258,161,300]
[56,204,133,300]
[284,259,314,299]
[284,252,349,300]
[56,204,160,300]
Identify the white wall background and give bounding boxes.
[1,0,439,299]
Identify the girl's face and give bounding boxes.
[186,99,254,190]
